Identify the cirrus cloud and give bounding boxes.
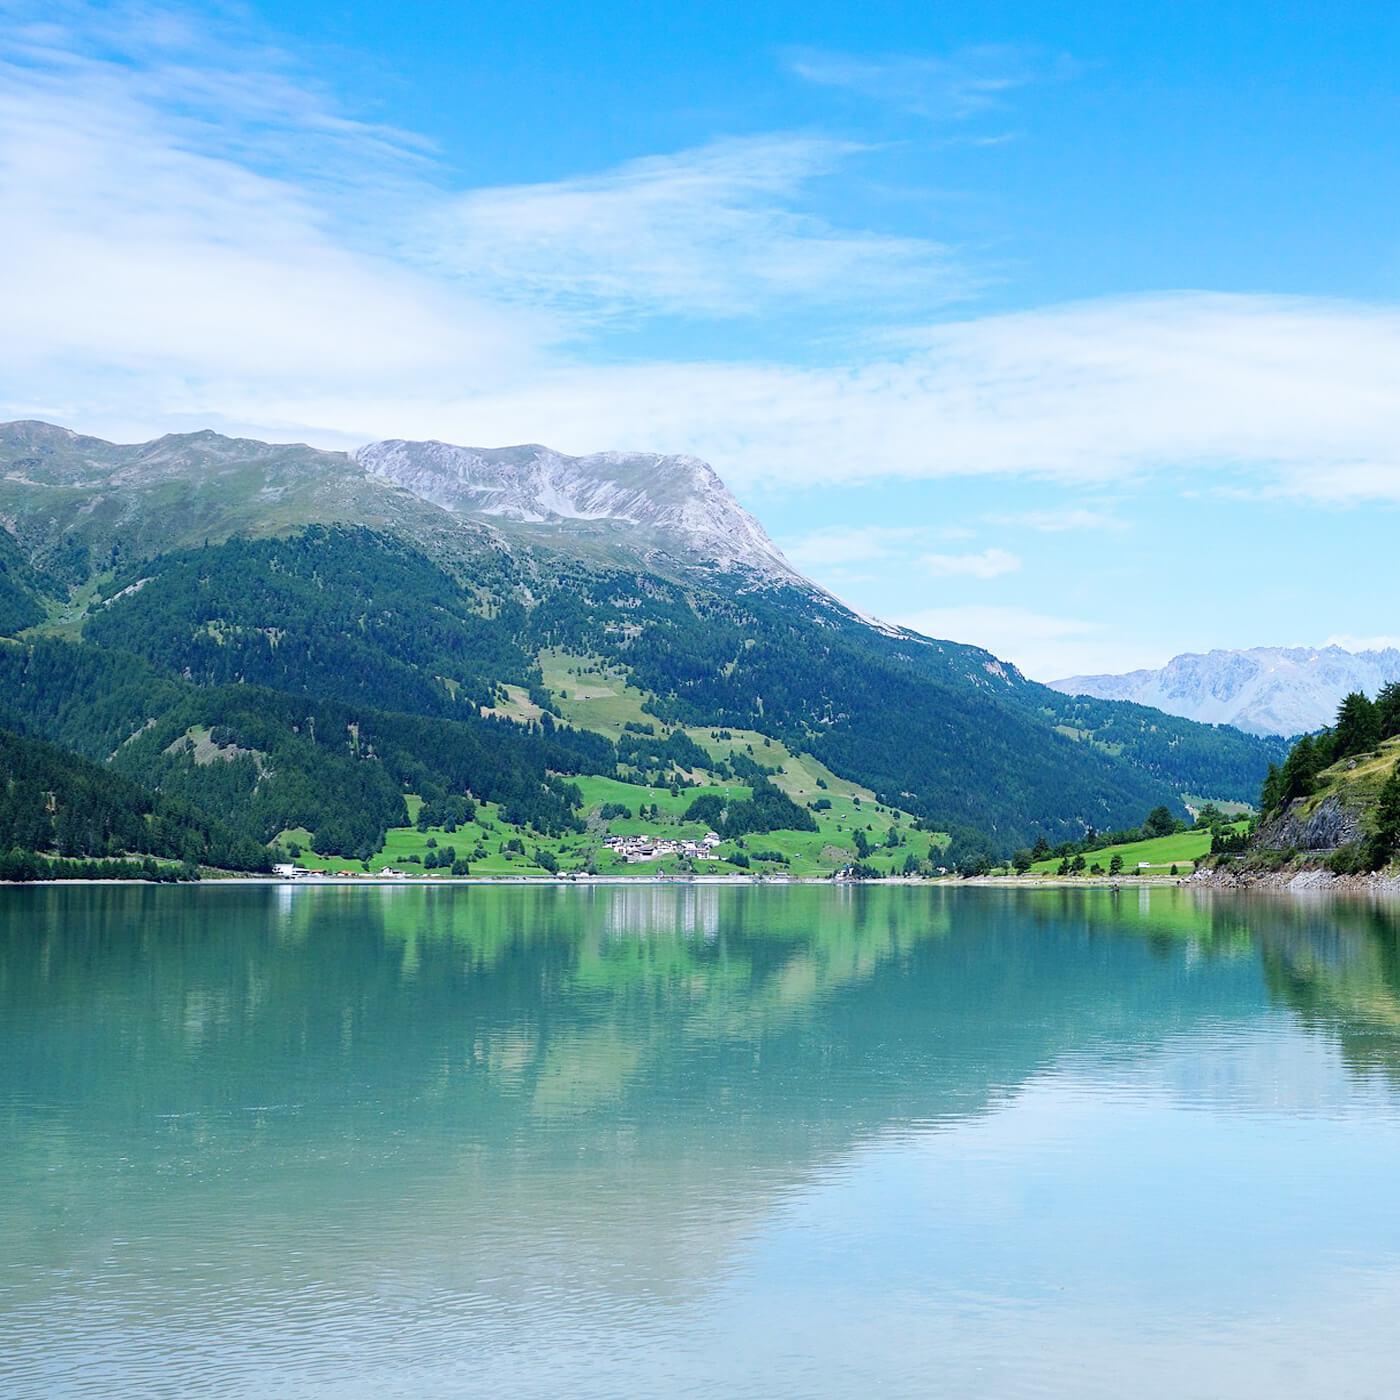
[418,135,968,324]
[918,547,1021,579]
[785,43,1075,122]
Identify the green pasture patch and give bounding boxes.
[1027,825,1245,875]
[538,648,656,737]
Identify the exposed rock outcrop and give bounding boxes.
[357,439,799,581]
[1254,794,1365,853]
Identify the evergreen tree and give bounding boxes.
[1332,691,1377,761]
[1279,734,1322,804]
[1333,691,1380,759]
[1260,761,1283,813]
[1366,769,1400,869]
[1376,683,1400,742]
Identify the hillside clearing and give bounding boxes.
[1027,825,1246,876]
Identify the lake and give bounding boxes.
[5,883,1400,1398]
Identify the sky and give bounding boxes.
[3,0,1399,678]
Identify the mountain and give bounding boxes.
[0,420,1287,867]
[0,421,792,586]
[358,440,797,581]
[1051,646,1400,737]
[0,420,486,584]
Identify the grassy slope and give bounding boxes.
[281,653,947,877]
[1181,793,1254,818]
[1027,823,1247,876]
[1294,738,1400,822]
[283,778,943,879]
[480,683,543,724]
[544,648,945,873]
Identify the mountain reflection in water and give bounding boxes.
[5,884,1400,1399]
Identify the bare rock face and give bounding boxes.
[357,439,798,581]
[1255,795,1365,852]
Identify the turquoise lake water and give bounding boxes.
[5,883,1400,1398]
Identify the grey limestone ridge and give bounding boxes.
[1050,645,1400,738]
[355,438,798,580]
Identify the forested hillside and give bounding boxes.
[78,526,1282,843]
[0,641,616,860]
[0,421,1288,873]
[0,723,266,872]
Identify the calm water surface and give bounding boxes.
[5,884,1400,1398]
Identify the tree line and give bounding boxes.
[1259,686,1400,872]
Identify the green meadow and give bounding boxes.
[281,775,945,881]
[278,647,948,879]
[1026,824,1246,876]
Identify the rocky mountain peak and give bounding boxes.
[1051,644,1400,736]
[356,438,798,580]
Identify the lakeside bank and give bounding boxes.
[3,871,1196,889]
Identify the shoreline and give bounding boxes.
[2,872,926,888]
[0,871,1227,890]
[7,870,1396,895]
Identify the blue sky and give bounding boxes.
[3,1,1399,677]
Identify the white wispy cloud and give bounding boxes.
[786,44,1072,121]
[446,293,1400,503]
[418,135,965,323]
[989,506,1129,533]
[779,523,974,569]
[0,1,543,434]
[918,547,1021,579]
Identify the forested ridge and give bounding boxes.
[86,527,535,717]
[0,723,266,872]
[0,639,619,861]
[0,502,1286,868]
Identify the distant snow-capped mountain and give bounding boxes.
[357,439,797,580]
[1050,645,1400,736]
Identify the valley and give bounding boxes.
[0,421,1287,880]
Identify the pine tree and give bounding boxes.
[1376,682,1400,742]
[1279,734,1322,804]
[1260,762,1283,813]
[1333,691,1380,759]
[1366,769,1400,869]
